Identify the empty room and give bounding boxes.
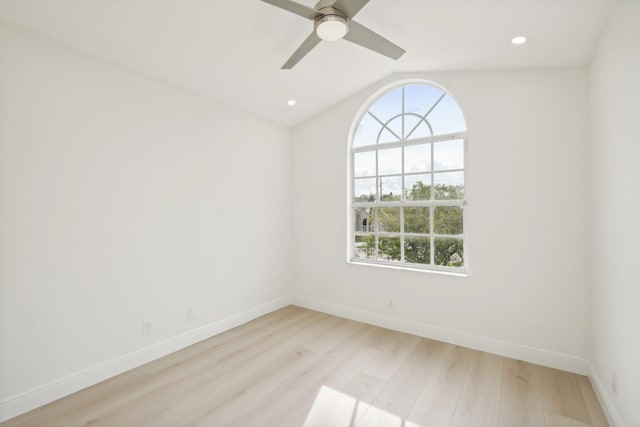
[0,0,638,426]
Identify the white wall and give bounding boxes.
[589,1,640,426]
[0,25,291,415]
[292,69,590,371]
[5,9,635,423]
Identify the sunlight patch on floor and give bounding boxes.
[302,385,408,427]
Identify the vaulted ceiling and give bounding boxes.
[0,0,616,127]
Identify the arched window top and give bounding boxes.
[353,84,466,148]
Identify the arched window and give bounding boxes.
[350,82,467,272]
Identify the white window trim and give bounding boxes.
[347,81,469,275]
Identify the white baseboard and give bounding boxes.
[588,363,625,427]
[292,296,589,375]
[0,296,293,423]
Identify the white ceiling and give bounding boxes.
[0,0,616,127]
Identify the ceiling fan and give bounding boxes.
[261,0,405,69]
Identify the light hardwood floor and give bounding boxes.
[1,306,609,427]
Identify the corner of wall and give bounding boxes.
[0,296,293,423]
[589,363,626,427]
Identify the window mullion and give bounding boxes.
[374,208,379,260]
[402,86,405,139]
[430,140,435,265]
[351,148,357,258]
[400,207,405,262]
[353,199,465,208]
[352,132,467,153]
[430,206,435,265]
[375,148,379,203]
[400,137,405,262]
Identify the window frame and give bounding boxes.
[348,81,468,274]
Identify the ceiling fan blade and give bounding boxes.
[343,20,405,60]
[332,0,369,19]
[260,0,318,20]
[282,32,322,69]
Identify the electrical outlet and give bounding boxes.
[142,319,156,336]
[611,371,618,395]
[187,307,197,322]
[386,297,394,309]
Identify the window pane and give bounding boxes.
[354,151,376,177]
[375,207,400,233]
[405,237,430,264]
[354,235,376,260]
[379,127,400,144]
[434,172,464,200]
[380,176,402,201]
[404,144,430,173]
[353,113,381,147]
[378,147,402,175]
[403,114,419,139]
[387,117,403,141]
[404,85,445,118]
[434,206,463,235]
[406,119,431,140]
[434,139,464,171]
[405,174,431,201]
[404,207,429,234]
[354,208,374,232]
[428,95,466,135]
[369,87,402,124]
[378,237,401,261]
[354,178,376,201]
[434,238,464,267]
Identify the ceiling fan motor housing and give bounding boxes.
[314,7,349,41]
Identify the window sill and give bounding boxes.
[347,259,468,277]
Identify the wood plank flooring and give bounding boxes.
[1,306,609,427]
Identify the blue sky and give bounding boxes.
[352,84,466,200]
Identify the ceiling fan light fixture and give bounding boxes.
[314,13,349,41]
[511,35,528,45]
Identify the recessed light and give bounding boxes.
[287,99,296,106]
[511,36,528,45]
